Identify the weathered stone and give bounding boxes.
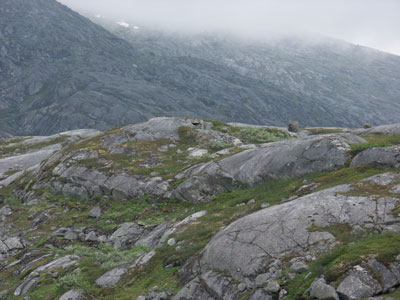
[88,206,102,218]
[95,267,128,288]
[336,275,376,299]
[64,231,78,241]
[290,261,309,274]
[167,238,176,246]
[351,146,400,169]
[309,278,339,300]
[85,231,98,242]
[337,265,382,300]
[265,280,280,294]
[238,283,247,292]
[368,259,399,292]
[110,222,145,249]
[59,290,85,300]
[255,273,270,287]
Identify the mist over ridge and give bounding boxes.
[57,0,400,56]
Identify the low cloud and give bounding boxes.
[58,0,400,55]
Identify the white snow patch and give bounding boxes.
[116,21,130,28]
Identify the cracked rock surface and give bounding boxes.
[200,173,400,279]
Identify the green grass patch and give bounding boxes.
[207,120,289,144]
[350,133,400,156]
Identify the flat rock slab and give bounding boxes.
[200,173,400,279]
[352,123,400,135]
[95,266,128,288]
[0,144,61,177]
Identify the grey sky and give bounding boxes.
[58,0,400,56]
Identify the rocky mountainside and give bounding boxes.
[1,117,400,299]
[101,20,400,127]
[2,0,400,136]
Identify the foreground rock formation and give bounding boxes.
[0,118,399,299]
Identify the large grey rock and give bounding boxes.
[95,266,128,288]
[173,134,362,203]
[110,222,145,249]
[367,259,400,292]
[336,271,381,299]
[59,290,85,300]
[0,236,25,253]
[309,278,339,300]
[200,174,400,279]
[51,163,170,201]
[351,146,400,169]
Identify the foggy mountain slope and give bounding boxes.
[106,23,400,125]
[1,0,400,135]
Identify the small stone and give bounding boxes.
[290,261,309,274]
[167,238,176,246]
[285,272,296,280]
[261,203,270,209]
[25,199,38,206]
[238,283,247,292]
[64,231,78,241]
[255,273,270,287]
[88,206,102,218]
[247,199,256,205]
[309,278,339,300]
[136,296,146,300]
[150,172,159,177]
[265,280,280,294]
[85,231,98,242]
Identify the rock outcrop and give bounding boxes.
[173,133,364,203]
[351,145,400,169]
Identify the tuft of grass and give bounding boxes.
[350,133,400,156]
[307,128,344,135]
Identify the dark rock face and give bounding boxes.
[351,146,400,169]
